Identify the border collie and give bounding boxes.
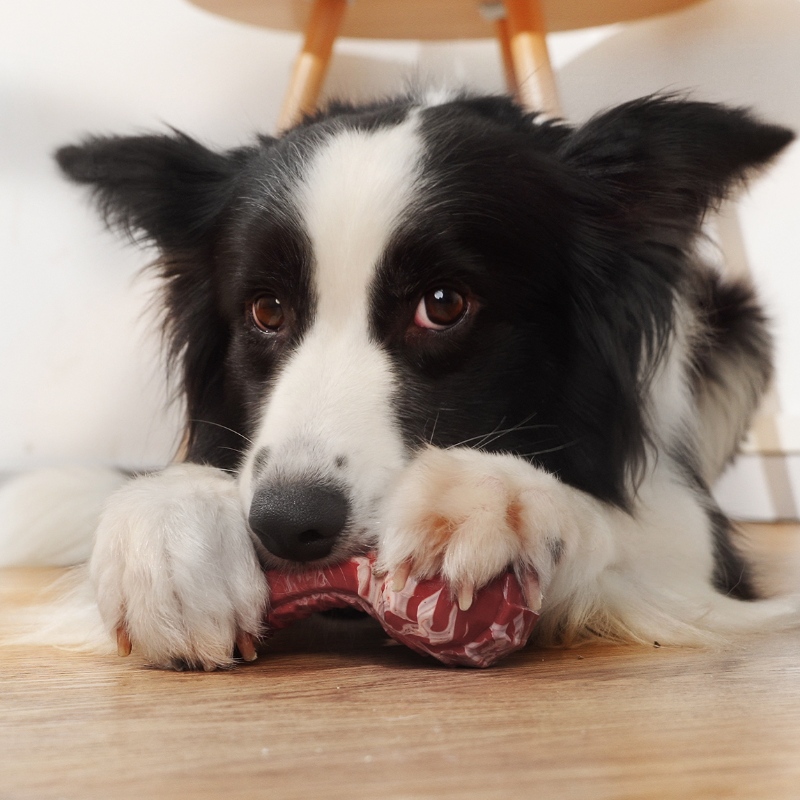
[1,92,798,670]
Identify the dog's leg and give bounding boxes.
[90,464,268,670]
[376,446,610,614]
[377,446,799,645]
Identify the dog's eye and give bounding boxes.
[250,295,285,332]
[414,288,467,330]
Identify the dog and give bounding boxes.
[1,91,797,670]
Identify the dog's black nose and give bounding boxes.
[248,482,349,562]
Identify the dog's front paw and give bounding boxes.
[377,447,573,610]
[90,464,268,670]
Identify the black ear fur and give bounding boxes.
[561,96,795,234]
[551,98,792,504]
[56,132,263,468]
[55,132,251,250]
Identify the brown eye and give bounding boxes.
[414,288,466,330]
[250,295,285,332]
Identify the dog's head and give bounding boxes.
[58,93,792,565]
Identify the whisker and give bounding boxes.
[477,412,564,451]
[449,418,557,452]
[214,464,239,476]
[448,417,507,450]
[515,440,581,459]
[473,416,509,450]
[218,446,246,458]
[189,419,254,446]
[428,410,441,445]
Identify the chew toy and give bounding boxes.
[264,555,541,668]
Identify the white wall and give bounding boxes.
[1,0,798,481]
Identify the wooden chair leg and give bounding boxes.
[480,3,519,97]
[277,0,348,131]
[502,0,561,117]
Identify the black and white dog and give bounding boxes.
[2,92,798,669]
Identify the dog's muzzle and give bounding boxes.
[248,481,349,562]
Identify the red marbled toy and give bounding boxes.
[265,555,541,668]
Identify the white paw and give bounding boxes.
[377,447,574,610]
[90,464,268,670]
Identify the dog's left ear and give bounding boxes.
[560,96,794,234]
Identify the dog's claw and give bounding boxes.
[391,562,412,592]
[457,584,474,612]
[235,631,258,662]
[524,573,543,613]
[116,628,132,657]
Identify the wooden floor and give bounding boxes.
[2,524,799,800]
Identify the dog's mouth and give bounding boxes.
[248,523,374,573]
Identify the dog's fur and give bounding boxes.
[1,92,798,669]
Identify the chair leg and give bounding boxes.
[495,16,520,97]
[501,0,561,116]
[277,0,349,131]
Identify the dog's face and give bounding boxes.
[58,94,792,566]
[225,104,579,564]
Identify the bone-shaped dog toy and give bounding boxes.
[264,555,541,668]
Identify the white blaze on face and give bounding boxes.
[241,117,425,513]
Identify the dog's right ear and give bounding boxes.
[56,132,267,468]
[55,132,255,251]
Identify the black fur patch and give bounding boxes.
[707,507,757,600]
[692,272,773,398]
[548,539,566,566]
[369,96,792,507]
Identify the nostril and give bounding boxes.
[298,529,324,545]
[248,481,350,563]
